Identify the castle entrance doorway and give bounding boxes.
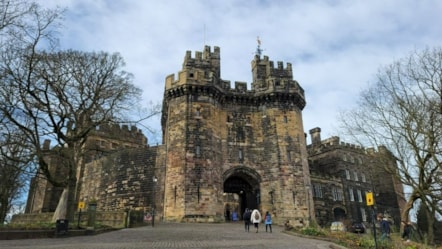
[222,167,261,221]
[333,207,346,221]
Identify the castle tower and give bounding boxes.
[161,45,313,226]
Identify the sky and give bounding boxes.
[37,0,442,145]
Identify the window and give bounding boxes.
[239,149,243,160]
[361,207,367,222]
[357,189,362,202]
[283,116,288,123]
[349,188,354,201]
[354,171,359,181]
[345,169,351,180]
[236,127,245,142]
[350,156,355,163]
[332,187,343,201]
[361,173,366,183]
[286,149,292,162]
[195,145,201,157]
[314,184,323,198]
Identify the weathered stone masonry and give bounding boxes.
[160,46,312,226]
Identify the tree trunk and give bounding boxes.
[426,207,435,245]
[66,176,77,222]
[401,193,418,223]
[51,176,77,223]
[52,188,68,222]
[0,198,9,224]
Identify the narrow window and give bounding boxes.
[361,207,367,222]
[195,145,200,156]
[332,187,342,201]
[354,171,359,181]
[357,189,362,202]
[345,169,351,180]
[349,188,354,201]
[283,116,288,123]
[361,173,366,183]
[314,184,323,198]
[239,149,243,160]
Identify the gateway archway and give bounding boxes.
[223,167,261,220]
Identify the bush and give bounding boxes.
[301,226,325,237]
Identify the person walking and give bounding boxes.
[402,221,412,242]
[243,208,251,232]
[250,209,261,233]
[264,211,272,233]
[232,210,238,222]
[378,214,391,241]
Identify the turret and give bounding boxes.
[251,55,301,97]
[165,46,221,90]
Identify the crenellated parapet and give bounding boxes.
[163,45,306,114]
[251,55,301,94]
[306,127,395,157]
[90,123,147,147]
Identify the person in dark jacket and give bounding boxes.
[243,208,251,232]
[402,221,412,242]
[378,214,391,241]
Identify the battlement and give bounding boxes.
[184,45,220,64]
[164,45,305,109]
[252,55,293,80]
[91,123,147,146]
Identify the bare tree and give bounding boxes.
[1,47,142,222]
[339,47,442,244]
[0,0,63,223]
[0,123,35,224]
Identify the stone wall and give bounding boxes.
[12,211,127,228]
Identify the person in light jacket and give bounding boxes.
[264,211,272,233]
[250,209,262,233]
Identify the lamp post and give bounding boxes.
[152,176,157,227]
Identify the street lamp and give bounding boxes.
[152,176,157,227]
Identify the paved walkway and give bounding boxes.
[0,222,345,249]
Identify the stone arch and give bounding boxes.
[222,166,261,219]
[333,206,347,221]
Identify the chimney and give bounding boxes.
[309,127,321,145]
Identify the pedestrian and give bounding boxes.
[232,210,238,222]
[402,221,412,242]
[377,214,390,241]
[250,209,261,233]
[264,211,272,233]
[243,208,251,232]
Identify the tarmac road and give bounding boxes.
[0,222,345,249]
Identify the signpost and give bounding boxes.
[366,192,378,249]
[78,201,85,229]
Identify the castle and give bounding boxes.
[25,46,404,228]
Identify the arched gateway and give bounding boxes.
[223,167,261,219]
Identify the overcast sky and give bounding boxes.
[38,0,442,145]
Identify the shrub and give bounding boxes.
[300,226,325,237]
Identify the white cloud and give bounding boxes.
[37,0,442,144]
